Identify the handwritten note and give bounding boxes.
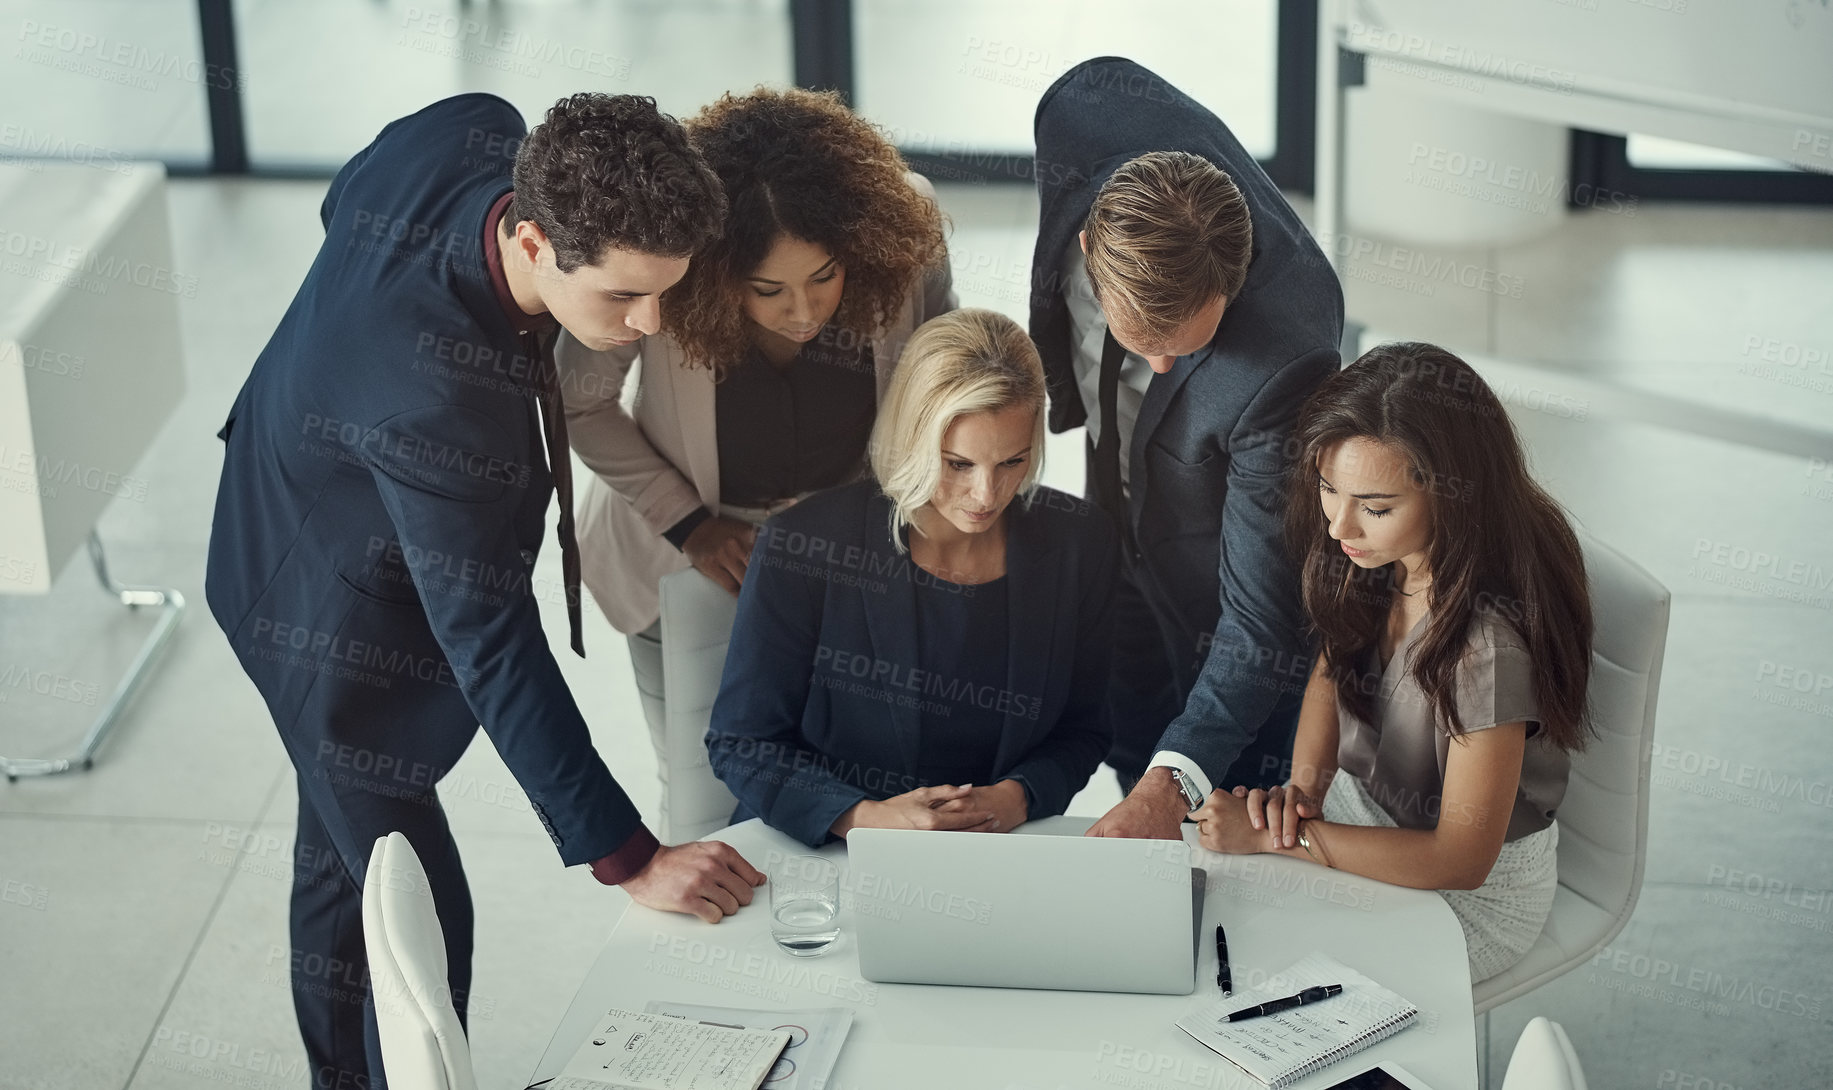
[1174,953,1417,1088]
[552,1008,791,1090]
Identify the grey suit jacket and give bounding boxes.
[1028,57,1344,788]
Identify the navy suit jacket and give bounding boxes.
[204,94,644,868]
[707,481,1118,847]
[1029,57,1344,788]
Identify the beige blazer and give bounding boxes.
[556,176,956,634]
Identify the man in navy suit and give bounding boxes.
[1027,58,1345,841]
[206,92,764,1089]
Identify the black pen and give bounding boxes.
[1223,984,1343,1022]
[1214,925,1232,995]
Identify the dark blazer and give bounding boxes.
[204,94,644,867]
[1028,57,1344,787]
[707,480,1118,847]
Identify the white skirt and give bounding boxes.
[1322,773,1558,983]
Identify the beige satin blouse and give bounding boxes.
[1335,610,1568,842]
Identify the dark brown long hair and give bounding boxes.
[661,87,946,372]
[1286,342,1593,750]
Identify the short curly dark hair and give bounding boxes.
[509,93,726,272]
[662,87,947,371]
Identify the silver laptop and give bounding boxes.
[845,828,1203,994]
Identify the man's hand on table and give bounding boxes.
[1084,766,1188,841]
[621,841,766,924]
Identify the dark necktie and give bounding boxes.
[529,329,585,657]
[1091,328,1126,527]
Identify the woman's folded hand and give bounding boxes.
[839,784,997,835]
[1193,790,1256,854]
[929,779,1029,833]
[1231,782,1323,851]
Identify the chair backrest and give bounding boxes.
[657,568,743,844]
[1500,1017,1589,1090]
[1474,529,1670,1011]
[1555,531,1669,926]
[361,832,478,1090]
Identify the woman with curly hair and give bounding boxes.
[555,87,954,813]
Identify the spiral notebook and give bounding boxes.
[1174,953,1418,1088]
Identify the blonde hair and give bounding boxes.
[1083,150,1252,348]
[869,309,1047,550]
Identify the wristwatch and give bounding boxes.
[1167,767,1206,815]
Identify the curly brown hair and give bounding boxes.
[510,93,726,272]
[661,87,947,371]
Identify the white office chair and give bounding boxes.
[1499,1017,1588,1090]
[1473,531,1669,1079]
[656,568,743,844]
[362,832,477,1090]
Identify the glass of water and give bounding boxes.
[770,855,839,957]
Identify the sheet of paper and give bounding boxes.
[642,1002,853,1090]
[552,1008,790,1090]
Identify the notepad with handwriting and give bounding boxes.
[550,1008,791,1090]
[1174,953,1418,1088]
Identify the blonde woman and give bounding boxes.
[705,309,1118,847]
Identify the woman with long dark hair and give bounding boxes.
[1193,341,1593,981]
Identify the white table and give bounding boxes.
[528,817,1477,1090]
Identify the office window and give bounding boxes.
[854,0,1277,159]
[0,0,212,167]
[234,0,794,169]
[1627,134,1799,172]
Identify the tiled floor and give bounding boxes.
[4,66,1833,1090]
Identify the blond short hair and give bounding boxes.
[1083,150,1252,348]
[870,309,1047,550]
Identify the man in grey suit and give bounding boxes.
[1027,57,1344,840]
